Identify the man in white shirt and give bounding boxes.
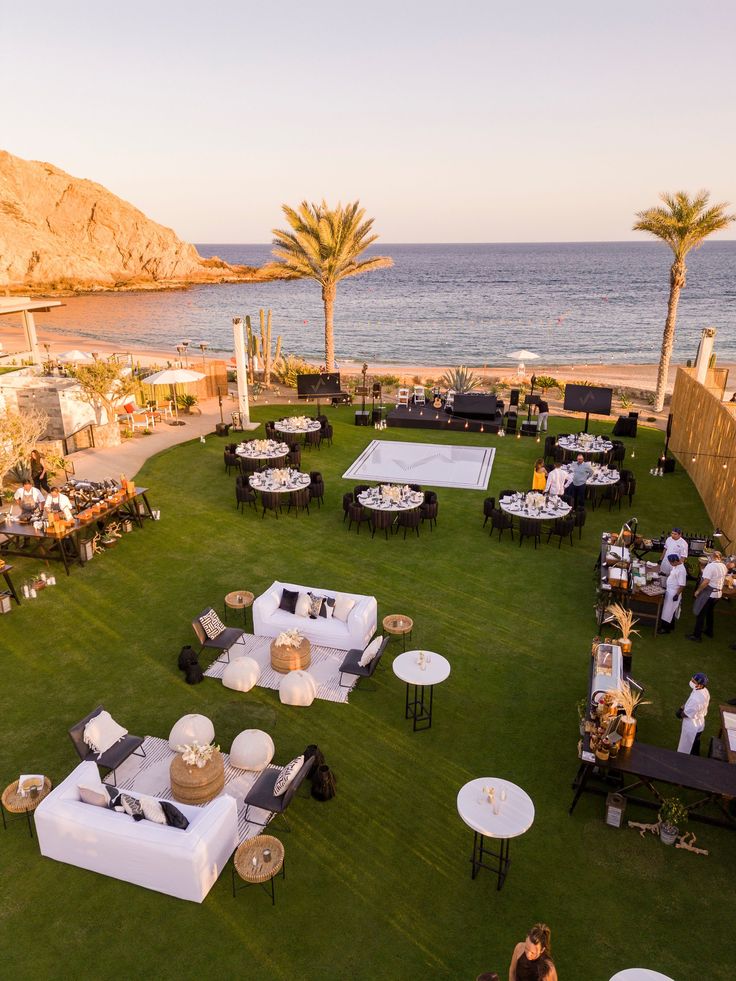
[13,479,45,513]
[660,528,689,574]
[676,672,710,755]
[687,551,728,642]
[545,461,570,497]
[44,487,73,521]
[658,554,687,634]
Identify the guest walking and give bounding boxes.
[532,459,547,491]
[676,672,710,755]
[568,453,592,509]
[536,398,549,432]
[30,448,49,492]
[658,554,687,634]
[687,551,728,642]
[508,923,557,980]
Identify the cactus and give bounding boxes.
[244,315,257,384]
[258,308,282,388]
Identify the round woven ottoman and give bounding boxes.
[222,656,261,693]
[279,670,317,707]
[168,713,215,751]
[170,750,224,804]
[230,729,275,771]
[270,636,311,673]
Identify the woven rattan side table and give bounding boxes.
[232,834,285,905]
[383,614,414,651]
[2,776,52,838]
[170,751,225,804]
[224,589,255,630]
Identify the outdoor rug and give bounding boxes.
[204,634,357,704]
[104,736,274,844]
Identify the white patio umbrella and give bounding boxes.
[59,349,95,363]
[143,367,205,425]
[506,348,540,377]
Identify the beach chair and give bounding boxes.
[397,388,410,407]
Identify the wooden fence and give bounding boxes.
[669,367,736,543]
[137,360,229,405]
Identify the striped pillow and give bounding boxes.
[199,610,226,640]
[273,755,304,796]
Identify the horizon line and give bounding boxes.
[196,239,736,246]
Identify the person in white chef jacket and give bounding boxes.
[657,554,687,634]
[660,528,689,575]
[676,672,710,755]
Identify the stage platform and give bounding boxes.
[386,404,502,434]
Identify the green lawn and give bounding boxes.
[0,408,732,981]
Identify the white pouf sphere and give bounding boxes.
[168,713,215,751]
[279,670,317,707]
[222,656,261,693]
[230,729,275,771]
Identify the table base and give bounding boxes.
[232,859,286,905]
[404,682,434,732]
[1,802,36,838]
[470,831,510,889]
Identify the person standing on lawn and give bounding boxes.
[676,672,710,755]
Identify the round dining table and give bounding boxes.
[498,493,571,521]
[357,487,424,512]
[274,418,322,436]
[249,469,311,494]
[236,439,289,461]
[561,462,620,487]
[557,434,613,457]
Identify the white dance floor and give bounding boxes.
[343,440,495,490]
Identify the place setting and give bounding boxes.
[236,438,289,460]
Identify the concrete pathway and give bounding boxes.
[70,400,261,481]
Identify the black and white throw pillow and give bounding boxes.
[278,588,299,614]
[273,754,305,796]
[120,794,145,821]
[318,596,336,619]
[138,795,168,825]
[199,609,226,640]
[307,593,323,619]
[160,800,189,830]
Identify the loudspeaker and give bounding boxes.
[521,421,538,437]
[662,457,676,473]
[510,389,520,407]
[372,382,382,397]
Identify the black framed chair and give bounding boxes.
[243,756,316,831]
[338,636,389,689]
[192,607,245,663]
[547,515,575,548]
[342,491,354,522]
[397,508,421,539]
[224,450,239,475]
[68,705,145,784]
[491,508,513,541]
[482,496,496,527]
[308,472,324,507]
[239,456,258,477]
[321,423,333,446]
[347,502,368,534]
[518,517,541,549]
[287,448,302,469]
[353,484,370,499]
[543,435,556,465]
[304,429,321,450]
[235,477,257,512]
[573,506,586,540]
[420,492,438,530]
[260,491,282,519]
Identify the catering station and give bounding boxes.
[0,477,156,575]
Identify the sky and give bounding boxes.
[2,0,736,243]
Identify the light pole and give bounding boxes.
[180,340,190,368]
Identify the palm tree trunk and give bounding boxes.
[654,258,686,412]
[322,282,336,372]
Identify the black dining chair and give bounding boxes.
[370,509,393,540]
[224,449,239,475]
[491,508,514,541]
[347,502,368,534]
[547,515,575,548]
[397,508,421,539]
[321,423,334,446]
[482,496,496,527]
[342,491,354,522]
[304,429,321,450]
[288,486,311,517]
[287,448,302,469]
[518,517,541,549]
[309,472,324,507]
[235,476,257,512]
[260,491,282,519]
[573,506,587,540]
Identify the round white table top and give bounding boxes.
[358,488,424,512]
[499,495,572,520]
[274,418,322,434]
[562,462,620,486]
[236,440,289,459]
[249,470,311,494]
[609,971,675,981]
[392,650,450,686]
[457,778,535,840]
[558,435,613,455]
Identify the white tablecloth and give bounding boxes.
[358,488,424,512]
[249,471,311,494]
[558,435,613,455]
[499,495,571,520]
[274,419,322,434]
[236,440,289,460]
[562,463,619,486]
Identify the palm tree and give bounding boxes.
[633,190,734,412]
[272,200,393,370]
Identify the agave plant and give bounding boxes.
[441,365,480,394]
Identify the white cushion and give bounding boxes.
[221,657,261,692]
[294,592,311,618]
[333,595,356,623]
[359,635,383,668]
[83,711,128,756]
[279,670,317,707]
[78,781,109,808]
[273,754,304,796]
[168,714,215,751]
[230,729,275,771]
[138,795,168,824]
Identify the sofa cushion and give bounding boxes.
[318,596,335,619]
[83,710,128,756]
[359,635,383,667]
[274,755,304,796]
[78,781,110,808]
[279,588,299,614]
[333,595,356,623]
[307,593,323,619]
[120,794,145,821]
[138,795,168,825]
[160,800,190,830]
[294,592,311,618]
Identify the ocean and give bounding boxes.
[31,242,736,367]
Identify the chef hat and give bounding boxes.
[692,672,709,686]
[666,554,681,563]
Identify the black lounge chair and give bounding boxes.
[68,705,146,784]
[243,755,316,831]
[338,636,389,689]
[192,607,245,663]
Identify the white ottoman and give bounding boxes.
[222,656,261,693]
[230,729,275,771]
[279,670,317,707]
[168,713,215,751]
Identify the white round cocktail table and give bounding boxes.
[609,971,675,981]
[456,777,535,890]
[392,650,450,732]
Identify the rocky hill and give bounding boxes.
[0,149,281,293]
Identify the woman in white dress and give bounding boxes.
[658,554,687,634]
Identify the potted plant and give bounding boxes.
[658,797,688,845]
[605,603,640,667]
[176,392,199,414]
[612,680,651,748]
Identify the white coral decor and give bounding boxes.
[291,416,310,428]
[381,484,401,503]
[176,740,218,768]
[275,629,303,648]
[525,491,545,510]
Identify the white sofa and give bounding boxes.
[35,762,238,903]
[252,580,377,651]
